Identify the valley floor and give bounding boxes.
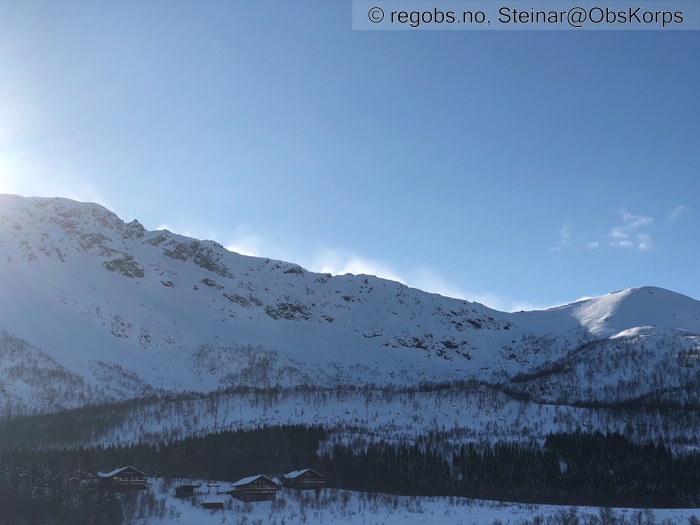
[131,481,700,525]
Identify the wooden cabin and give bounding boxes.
[227,475,278,502]
[175,483,202,499]
[282,468,325,490]
[97,466,148,491]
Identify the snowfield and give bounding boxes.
[1,195,699,420]
[126,481,700,525]
[2,196,700,523]
[42,385,699,452]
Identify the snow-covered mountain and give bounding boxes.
[1,195,699,415]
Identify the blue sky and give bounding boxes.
[0,1,697,311]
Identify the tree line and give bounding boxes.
[2,425,700,518]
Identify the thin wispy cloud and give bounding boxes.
[550,223,572,252]
[148,225,552,313]
[668,205,687,223]
[409,266,472,301]
[153,224,265,258]
[310,248,405,285]
[313,250,498,305]
[0,147,119,213]
[561,224,572,242]
[608,209,653,250]
[586,241,600,249]
[224,230,265,258]
[155,224,203,239]
[310,250,549,312]
[636,232,652,250]
[0,163,115,214]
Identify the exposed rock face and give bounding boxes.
[0,195,699,416]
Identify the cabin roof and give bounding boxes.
[284,468,322,479]
[231,474,274,487]
[97,466,147,478]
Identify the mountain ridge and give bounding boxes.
[1,195,699,415]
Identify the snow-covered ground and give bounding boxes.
[2,195,700,417]
[53,385,695,453]
[3,196,700,523]
[129,480,700,525]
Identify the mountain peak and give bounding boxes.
[1,194,699,414]
[561,286,700,336]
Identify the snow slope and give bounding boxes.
[1,195,699,414]
[129,481,700,525]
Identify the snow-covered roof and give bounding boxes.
[97,466,146,478]
[284,468,323,479]
[284,469,311,479]
[231,474,273,487]
[98,467,127,478]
